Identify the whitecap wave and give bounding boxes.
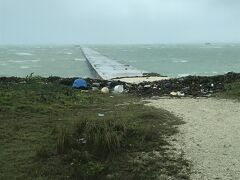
[177,73,190,77]
[20,66,30,69]
[65,52,73,55]
[16,52,33,56]
[29,60,40,62]
[172,59,188,63]
[8,60,25,63]
[8,59,40,63]
[200,46,223,49]
[74,58,85,61]
[212,46,223,49]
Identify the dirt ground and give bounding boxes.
[147,98,240,180]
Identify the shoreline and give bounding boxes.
[1,72,240,97]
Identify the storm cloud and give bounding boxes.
[0,0,240,44]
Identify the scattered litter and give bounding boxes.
[77,138,87,144]
[101,87,109,94]
[113,85,124,93]
[170,92,178,96]
[98,113,105,117]
[144,85,151,88]
[55,72,240,97]
[177,91,185,96]
[170,91,185,97]
[80,90,89,93]
[72,79,87,89]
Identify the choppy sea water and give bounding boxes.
[0,45,91,77]
[0,44,240,78]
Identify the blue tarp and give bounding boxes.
[72,79,87,89]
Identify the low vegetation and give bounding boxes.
[0,76,190,179]
[217,81,240,100]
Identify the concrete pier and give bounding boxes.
[81,47,144,80]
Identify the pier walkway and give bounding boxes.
[81,47,145,80]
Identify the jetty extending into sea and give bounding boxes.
[81,47,145,80]
[81,47,170,83]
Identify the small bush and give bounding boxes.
[56,127,71,154]
[76,117,127,157]
[25,73,43,84]
[76,117,87,134]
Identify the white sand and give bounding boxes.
[113,76,170,84]
[146,98,240,180]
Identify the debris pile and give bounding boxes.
[1,72,240,97]
[133,72,240,97]
[70,72,240,97]
[126,72,240,97]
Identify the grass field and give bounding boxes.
[0,77,189,180]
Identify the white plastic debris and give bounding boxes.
[98,113,105,117]
[101,87,109,94]
[177,91,185,96]
[144,85,151,88]
[170,91,185,96]
[113,85,124,93]
[170,92,178,96]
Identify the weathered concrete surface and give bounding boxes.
[113,76,170,84]
[81,47,145,80]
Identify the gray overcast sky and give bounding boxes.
[0,0,240,44]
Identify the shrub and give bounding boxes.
[56,127,71,154]
[25,73,43,84]
[76,117,127,157]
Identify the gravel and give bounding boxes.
[147,98,240,180]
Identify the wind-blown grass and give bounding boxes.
[0,77,190,180]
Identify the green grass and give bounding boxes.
[0,78,190,180]
[216,81,240,100]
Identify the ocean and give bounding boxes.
[0,44,240,78]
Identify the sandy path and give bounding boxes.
[147,98,240,180]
